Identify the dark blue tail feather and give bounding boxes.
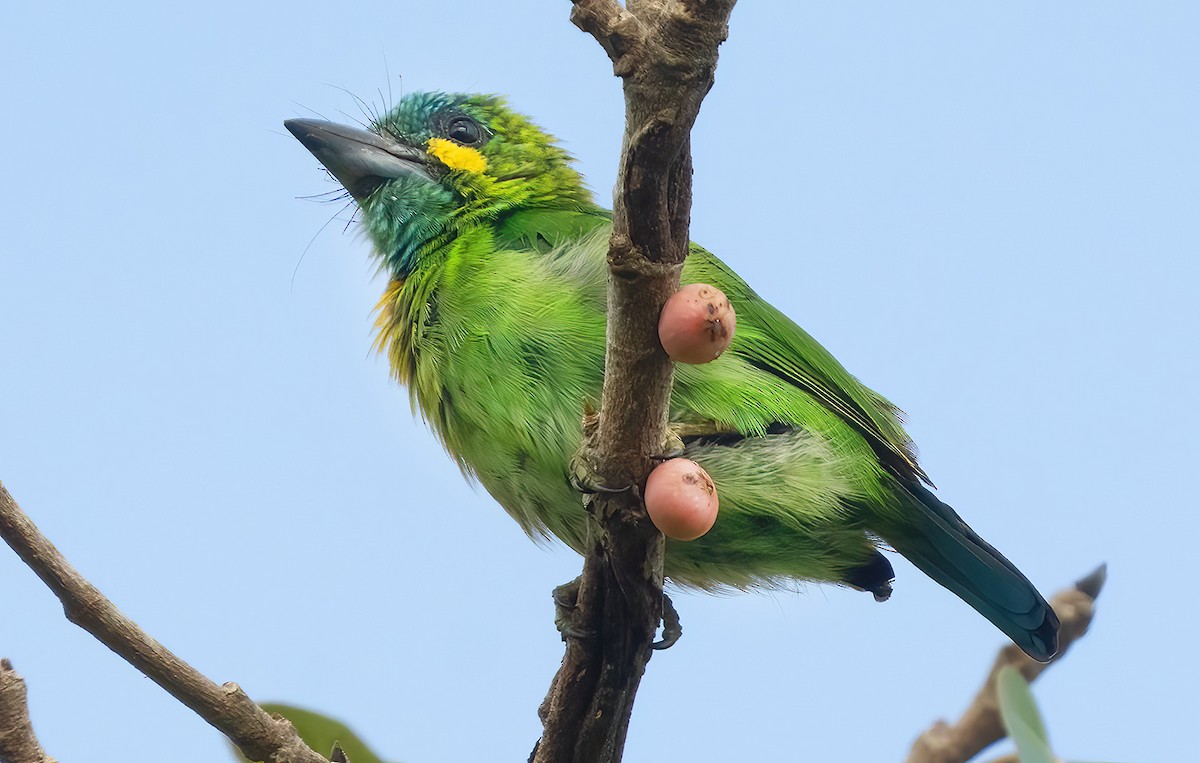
[886,481,1060,662]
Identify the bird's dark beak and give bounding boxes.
[284,118,431,203]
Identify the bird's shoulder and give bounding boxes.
[491,205,612,254]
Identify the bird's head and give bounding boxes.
[286,91,592,276]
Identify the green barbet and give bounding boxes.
[285,92,1059,661]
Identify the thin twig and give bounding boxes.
[534,2,735,762]
[0,481,329,763]
[905,565,1107,763]
[0,658,51,763]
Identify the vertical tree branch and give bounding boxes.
[0,659,51,763]
[535,2,736,761]
[0,482,329,763]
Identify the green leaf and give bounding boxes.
[996,665,1055,763]
[231,703,389,763]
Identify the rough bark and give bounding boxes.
[0,659,51,763]
[533,2,735,762]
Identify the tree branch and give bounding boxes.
[0,481,330,763]
[0,659,51,763]
[905,564,1107,763]
[534,2,735,762]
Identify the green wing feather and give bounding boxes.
[682,246,930,485]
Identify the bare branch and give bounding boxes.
[0,481,329,763]
[905,565,1107,763]
[534,2,735,761]
[568,0,636,67]
[0,659,51,763]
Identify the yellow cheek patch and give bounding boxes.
[426,138,488,174]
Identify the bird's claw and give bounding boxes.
[552,578,596,642]
[568,449,632,495]
[651,431,687,462]
[568,473,631,495]
[553,580,681,649]
[652,591,683,650]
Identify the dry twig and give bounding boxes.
[0,481,329,763]
[905,565,1107,763]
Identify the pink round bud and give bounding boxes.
[644,458,719,541]
[658,283,736,364]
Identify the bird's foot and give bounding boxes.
[652,591,683,650]
[567,446,634,495]
[568,449,687,495]
[552,577,595,642]
[568,422,625,494]
[568,469,631,495]
[569,418,687,493]
[650,431,687,462]
[568,476,631,495]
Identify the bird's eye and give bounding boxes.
[447,116,484,145]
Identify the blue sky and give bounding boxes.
[2,2,1196,761]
